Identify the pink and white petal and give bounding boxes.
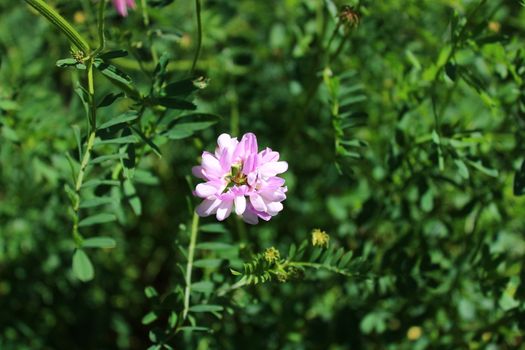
[267,202,284,215]
[259,161,288,177]
[195,181,222,198]
[235,132,258,159]
[265,176,286,188]
[256,211,272,221]
[201,152,224,177]
[113,0,127,16]
[242,154,258,175]
[196,198,222,217]
[217,133,232,148]
[219,145,237,171]
[247,172,258,186]
[126,0,136,8]
[192,166,206,179]
[259,148,279,163]
[234,195,247,215]
[216,200,233,221]
[242,208,259,225]
[259,188,287,202]
[249,194,267,212]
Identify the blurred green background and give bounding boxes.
[1,0,525,349]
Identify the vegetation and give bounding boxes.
[1,0,525,349]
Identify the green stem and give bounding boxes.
[190,0,203,75]
[216,277,248,297]
[71,57,98,246]
[182,211,200,320]
[141,0,150,26]
[87,61,97,129]
[72,130,96,246]
[287,261,354,277]
[24,0,90,54]
[90,0,107,58]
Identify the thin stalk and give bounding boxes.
[287,261,353,277]
[72,130,96,246]
[190,0,203,75]
[72,59,99,245]
[90,0,107,58]
[141,0,150,26]
[182,211,200,320]
[24,0,90,53]
[216,277,248,297]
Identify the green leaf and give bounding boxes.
[338,251,353,268]
[56,58,77,67]
[455,159,470,179]
[513,160,525,196]
[82,179,120,188]
[72,249,94,282]
[78,213,117,227]
[123,179,142,215]
[191,281,214,293]
[99,50,128,60]
[466,159,499,178]
[151,97,196,110]
[95,135,138,145]
[82,237,116,249]
[134,170,160,185]
[421,189,434,212]
[164,78,200,96]
[196,242,236,251]
[176,326,210,333]
[98,111,139,129]
[142,311,158,325]
[130,126,162,157]
[188,304,224,313]
[97,92,124,108]
[95,59,133,85]
[168,312,178,328]
[91,154,126,164]
[200,223,229,234]
[288,243,297,259]
[165,113,220,140]
[445,62,457,81]
[193,259,222,269]
[144,286,158,298]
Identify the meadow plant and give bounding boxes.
[1,0,525,348]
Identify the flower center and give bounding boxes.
[231,163,247,185]
[226,163,247,186]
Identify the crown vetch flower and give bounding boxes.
[112,0,136,17]
[193,133,288,224]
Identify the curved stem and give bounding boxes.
[182,211,200,320]
[90,0,107,58]
[24,0,90,54]
[190,0,203,75]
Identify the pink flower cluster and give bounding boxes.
[193,133,288,224]
[112,0,136,17]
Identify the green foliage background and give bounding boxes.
[1,0,525,349]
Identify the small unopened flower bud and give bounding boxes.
[193,76,209,89]
[276,272,288,283]
[311,229,330,247]
[339,5,360,28]
[264,247,280,263]
[71,50,85,64]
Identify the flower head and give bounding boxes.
[264,247,280,263]
[112,0,136,17]
[193,133,288,224]
[311,229,330,247]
